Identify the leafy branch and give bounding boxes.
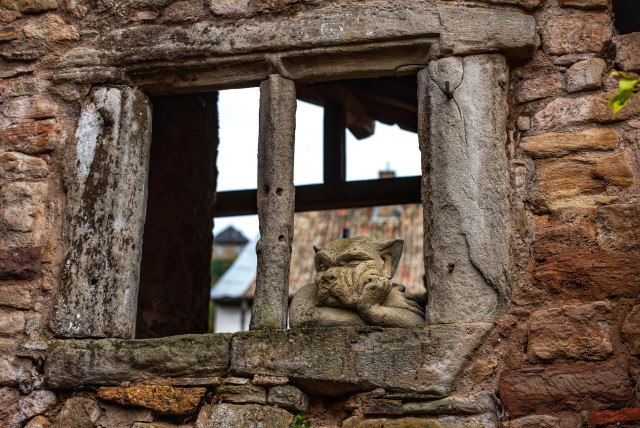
[607,71,640,114]
[294,412,311,428]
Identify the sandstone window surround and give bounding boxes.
[45,1,538,396]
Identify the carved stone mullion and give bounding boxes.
[250,74,297,330]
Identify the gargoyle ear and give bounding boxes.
[378,239,404,279]
[313,245,323,254]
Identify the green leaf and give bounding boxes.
[607,89,634,115]
[611,70,640,80]
[619,79,637,91]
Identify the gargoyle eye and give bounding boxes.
[317,264,328,272]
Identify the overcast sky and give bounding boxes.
[213,87,422,239]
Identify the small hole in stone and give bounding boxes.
[90,278,98,286]
[279,235,286,242]
[132,244,136,250]
[447,263,455,273]
[276,188,283,196]
[264,185,270,194]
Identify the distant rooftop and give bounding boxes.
[214,225,249,245]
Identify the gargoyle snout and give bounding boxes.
[320,269,338,283]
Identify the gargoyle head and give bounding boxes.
[313,237,403,309]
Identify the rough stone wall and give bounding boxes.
[0,0,638,427]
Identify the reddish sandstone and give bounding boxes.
[97,385,206,415]
[0,247,42,280]
[533,250,640,300]
[589,408,640,426]
[499,365,632,417]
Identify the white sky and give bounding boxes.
[213,87,422,239]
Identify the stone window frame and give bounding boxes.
[45,0,538,397]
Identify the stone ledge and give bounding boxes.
[45,323,491,395]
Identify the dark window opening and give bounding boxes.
[136,93,218,339]
[613,0,640,35]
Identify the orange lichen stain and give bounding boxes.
[97,384,206,415]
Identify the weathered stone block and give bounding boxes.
[45,333,232,388]
[559,0,608,8]
[534,250,640,299]
[52,86,152,339]
[161,0,208,23]
[0,247,42,280]
[267,385,309,413]
[0,283,34,310]
[596,203,640,251]
[8,80,50,97]
[613,32,640,72]
[0,387,19,410]
[0,25,18,42]
[2,119,59,154]
[25,415,51,428]
[589,408,640,426]
[97,385,205,415]
[566,58,606,93]
[554,53,596,66]
[622,305,640,355]
[403,397,487,416]
[217,384,266,405]
[507,415,559,428]
[531,154,633,212]
[420,55,510,324]
[2,182,47,248]
[230,324,491,396]
[542,13,611,55]
[533,221,597,260]
[516,74,565,103]
[0,0,57,12]
[0,390,56,428]
[0,152,48,180]
[23,14,78,41]
[499,365,632,417]
[195,403,293,428]
[0,311,26,336]
[4,96,58,119]
[534,91,640,130]
[0,356,35,386]
[441,0,541,10]
[252,374,288,387]
[360,399,402,416]
[50,397,100,428]
[343,416,493,428]
[528,302,613,361]
[208,0,250,16]
[521,128,617,158]
[95,403,153,428]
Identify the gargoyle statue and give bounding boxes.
[289,237,425,328]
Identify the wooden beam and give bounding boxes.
[323,99,346,184]
[214,176,421,217]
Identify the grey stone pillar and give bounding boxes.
[52,86,152,338]
[418,55,511,324]
[250,75,296,330]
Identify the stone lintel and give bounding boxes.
[53,2,536,90]
[44,324,491,394]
